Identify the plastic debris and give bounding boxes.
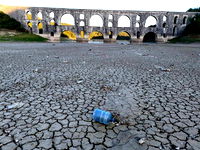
[161,68,171,72]
[138,138,146,144]
[77,79,84,84]
[63,60,69,64]
[176,147,180,150]
[154,65,171,72]
[35,68,38,72]
[33,68,41,73]
[7,102,24,109]
[92,108,116,125]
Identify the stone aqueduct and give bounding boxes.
[9,7,197,42]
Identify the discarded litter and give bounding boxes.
[77,79,84,84]
[162,68,171,72]
[7,102,24,109]
[138,138,146,144]
[154,65,171,72]
[33,68,41,73]
[63,60,69,64]
[92,108,116,125]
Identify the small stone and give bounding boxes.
[138,138,146,144]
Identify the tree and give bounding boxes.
[187,7,200,12]
[0,11,26,32]
[183,14,200,35]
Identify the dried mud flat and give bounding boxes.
[0,42,200,150]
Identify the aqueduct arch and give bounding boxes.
[7,6,199,42]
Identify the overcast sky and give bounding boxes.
[0,0,199,12]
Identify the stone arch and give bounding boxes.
[50,12,54,19]
[163,15,167,27]
[26,11,32,20]
[109,31,113,39]
[50,19,55,25]
[61,30,76,40]
[27,21,32,33]
[163,22,167,28]
[37,12,42,20]
[108,22,113,27]
[89,31,104,40]
[137,31,140,39]
[136,15,140,21]
[118,15,131,27]
[135,22,140,28]
[143,32,157,42]
[116,31,131,40]
[80,31,84,38]
[145,16,157,27]
[89,15,103,27]
[80,14,84,19]
[173,26,178,36]
[109,14,113,20]
[183,16,187,24]
[174,16,178,24]
[79,21,85,26]
[61,14,75,26]
[163,15,167,22]
[38,22,43,34]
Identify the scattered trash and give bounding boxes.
[171,144,180,150]
[5,130,10,133]
[154,65,171,72]
[142,54,149,56]
[92,108,116,125]
[176,147,180,150]
[161,68,171,72]
[33,68,41,73]
[135,52,143,56]
[7,102,24,109]
[7,65,12,68]
[63,60,69,64]
[100,85,112,91]
[138,138,146,144]
[34,68,38,72]
[77,79,84,84]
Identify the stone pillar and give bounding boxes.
[32,21,38,34]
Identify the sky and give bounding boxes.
[0,0,199,12]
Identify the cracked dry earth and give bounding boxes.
[0,42,200,150]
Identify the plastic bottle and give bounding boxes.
[92,108,115,125]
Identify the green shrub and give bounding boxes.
[0,33,47,42]
[182,14,200,35]
[187,7,200,12]
[0,11,26,32]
